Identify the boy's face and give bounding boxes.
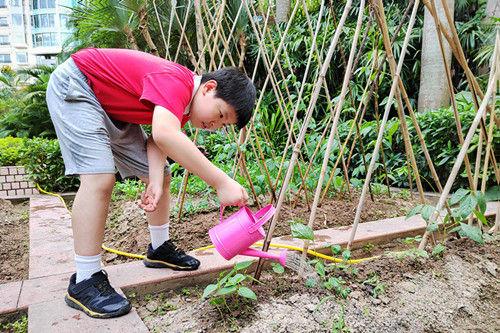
[190,80,237,131]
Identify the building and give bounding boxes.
[0,0,74,69]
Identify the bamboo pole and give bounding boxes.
[346,0,420,249]
[419,37,499,249]
[152,0,169,59]
[301,0,366,260]
[254,0,354,280]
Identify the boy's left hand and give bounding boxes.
[139,182,163,212]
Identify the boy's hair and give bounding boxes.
[201,67,256,129]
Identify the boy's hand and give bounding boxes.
[139,182,163,212]
[216,177,249,207]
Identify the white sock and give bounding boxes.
[75,253,102,284]
[149,223,170,250]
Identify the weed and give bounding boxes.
[362,274,386,298]
[331,305,350,333]
[0,314,27,333]
[362,243,375,253]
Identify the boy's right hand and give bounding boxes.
[216,177,249,207]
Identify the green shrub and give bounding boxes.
[20,137,79,192]
[0,136,25,166]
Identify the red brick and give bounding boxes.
[6,175,14,182]
[15,175,24,181]
[2,183,11,190]
[16,189,25,196]
[12,182,20,189]
[8,166,17,174]
[25,189,33,195]
[0,167,8,175]
[17,166,25,174]
[21,181,28,188]
[7,190,15,196]
[0,175,6,182]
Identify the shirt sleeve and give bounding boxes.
[140,71,193,123]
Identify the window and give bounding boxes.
[32,14,55,28]
[31,0,56,9]
[12,14,23,26]
[11,32,25,44]
[0,0,7,8]
[0,54,11,63]
[32,32,57,47]
[0,35,9,45]
[10,0,22,7]
[0,17,8,27]
[16,52,27,63]
[60,14,70,28]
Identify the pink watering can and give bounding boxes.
[209,205,287,267]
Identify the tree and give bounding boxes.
[276,0,290,24]
[418,0,455,112]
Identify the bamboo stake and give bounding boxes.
[480,95,496,193]
[346,0,420,249]
[419,41,498,249]
[194,0,206,70]
[152,0,169,58]
[254,0,354,280]
[301,0,366,260]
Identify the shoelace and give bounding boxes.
[95,279,115,296]
[164,241,186,255]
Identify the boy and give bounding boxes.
[46,48,255,318]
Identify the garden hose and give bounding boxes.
[35,184,379,265]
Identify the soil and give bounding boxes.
[100,192,418,264]
[130,237,500,333]
[0,199,29,283]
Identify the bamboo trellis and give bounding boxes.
[145,0,498,278]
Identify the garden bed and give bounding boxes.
[100,191,418,265]
[129,237,499,333]
[0,199,29,283]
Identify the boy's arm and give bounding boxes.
[146,136,166,186]
[151,105,248,206]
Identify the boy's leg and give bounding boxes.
[46,58,131,318]
[72,174,115,256]
[139,174,200,270]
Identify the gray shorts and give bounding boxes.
[46,57,168,178]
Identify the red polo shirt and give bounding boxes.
[71,48,194,127]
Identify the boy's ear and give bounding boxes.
[202,79,217,94]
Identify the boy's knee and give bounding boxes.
[80,174,116,194]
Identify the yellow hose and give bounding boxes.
[36,184,379,265]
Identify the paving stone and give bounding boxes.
[0,281,22,315]
[28,296,148,333]
[29,196,74,279]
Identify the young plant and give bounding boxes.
[202,261,259,310]
[362,274,386,298]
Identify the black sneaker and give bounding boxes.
[65,270,131,319]
[143,240,200,270]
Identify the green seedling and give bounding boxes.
[331,305,350,333]
[202,261,259,311]
[362,274,386,298]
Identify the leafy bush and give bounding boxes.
[20,137,79,192]
[0,136,25,166]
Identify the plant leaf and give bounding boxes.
[406,204,423,219]
[291,223,314,240]
[216,286,237,296]
[449,189,470,205]
[421,205,435,221]
[484,186,499,202]
[237,286,257,300]
[331,244,342,254]
[457,195,477,219]
[202,284,218,299]
[473,209,488,226]
[234,261,253,271]
[458,223,484,244]
[431,244,446,257]
[315,261,325,277]
[475,192,486,214]
[426,222,439,232]
[227,273,246,286]
[305,277,317,288]
[342,250,351,261]
[271,262,285,274]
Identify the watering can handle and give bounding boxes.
[248,204,275,233]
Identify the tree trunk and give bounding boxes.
[418,0,455,112]
[486,0,500,18]
[276,0,290,24]
[138,7,159,56]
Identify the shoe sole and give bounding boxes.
[65,294,131,319]
[143,258,200,271]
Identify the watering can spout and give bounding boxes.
[240,248,287,267]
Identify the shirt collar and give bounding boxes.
[184,75,202,116]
